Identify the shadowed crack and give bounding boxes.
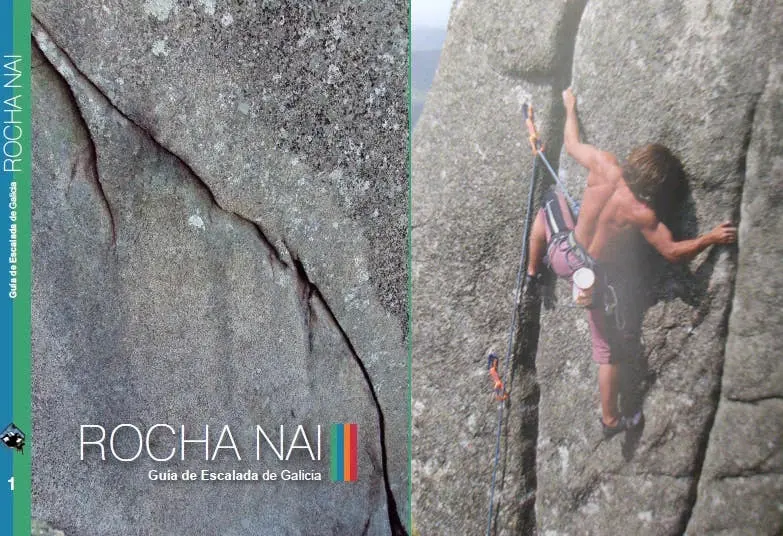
[481,0,588,88]
[284,240,316,353]
[287,247,408,536]
[552,0,589,91]
[33,17,286,270]
[361,516,372,536]
[714,471,783,481]
[486,3,589,533]
[726,395,783,404]
[33,40,116,248]
[677,87,763,536]
[540,0,589,182]
[713,447,781,481]
[502,2,587,533]
[33,16,406,535]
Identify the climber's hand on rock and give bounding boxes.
[708,221,737,245]
[563,88,576,111]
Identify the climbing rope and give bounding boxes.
[485,103,579,535]
[485,106,541,536]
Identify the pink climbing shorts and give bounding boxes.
[538,192,612,365]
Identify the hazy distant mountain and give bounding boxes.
[412,25,447,52]
[412,26,448,127]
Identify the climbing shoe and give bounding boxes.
[524,271,556,310]
[523,273,541,296]
[601,411,643,440]
[538,266,556,310]
[521,274,543,314]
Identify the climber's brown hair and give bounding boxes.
[621,143,680,205]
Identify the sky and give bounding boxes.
[411,0,454,28]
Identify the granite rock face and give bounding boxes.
[413,1,781,534]
[31,520,65,536]
[411,1,585,533]
[31,2,407,535]
[686,59,783,536]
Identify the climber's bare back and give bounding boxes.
[572,151,652,262]
[560,87,736,265]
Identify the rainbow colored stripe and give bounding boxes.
[330,423,358,482]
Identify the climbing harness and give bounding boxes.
[525,109,625,326]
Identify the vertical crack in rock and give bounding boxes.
[502,3,588,532]
[553,0,589,91]
[32,17,286,270]
[677,88,762,535]
[283,240,316,354]
[361,516,373,536]
[542,0,589,172]
[287,249,407,536]
[489,0,587,86]
[509,298,542,535]
[32,40,116,249]
[71,105,117,247]
[33,16,406,536]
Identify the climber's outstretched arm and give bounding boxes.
[640,212,737,263]
[562,88,619,184]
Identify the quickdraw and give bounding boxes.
[523,103,544,154]
[602,276,626,331]
[523,103,580,217]
[487,353,508,401]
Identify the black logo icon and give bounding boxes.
[1,423,25,453]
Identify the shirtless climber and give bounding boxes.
[526,88,737,438]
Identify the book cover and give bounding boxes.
[26,1,410,535]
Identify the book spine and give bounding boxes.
[1,1,31,535]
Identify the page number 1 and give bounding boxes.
[7,477,13,491]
